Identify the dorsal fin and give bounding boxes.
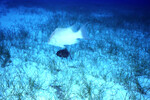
[70,24,80,32]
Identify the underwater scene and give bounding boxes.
[0,0,150,99]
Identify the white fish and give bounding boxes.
[48,25,86,48]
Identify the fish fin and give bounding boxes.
[70,24,79,32]
[80,25,88,39]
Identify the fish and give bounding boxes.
[48,25,86,48]
[56,48,70,58]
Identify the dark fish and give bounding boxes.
[56,48,70,58]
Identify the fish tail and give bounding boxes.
[80,25,87,39]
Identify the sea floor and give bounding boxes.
[0,2,150,100]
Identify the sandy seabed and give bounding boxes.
[0,3,150,100]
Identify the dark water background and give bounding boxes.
[0,0,150,36]
[1,0,150,11]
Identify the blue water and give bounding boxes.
[2,0,150,10]
[0,0,150,99]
